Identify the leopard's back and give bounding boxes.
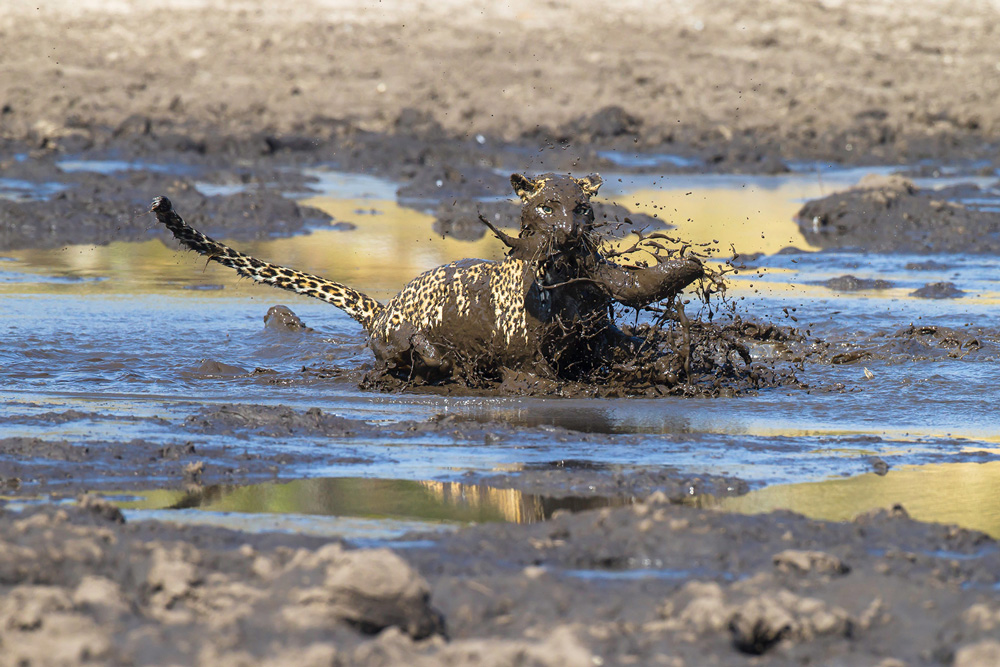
[371,257,535,358]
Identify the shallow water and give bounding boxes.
[102,477,627,542]
[2,161,1000,539]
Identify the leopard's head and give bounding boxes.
[510,173,602,252]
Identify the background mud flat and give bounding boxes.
[3,0,1000,169]
[4,0,1000,665]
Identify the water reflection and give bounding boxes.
[609,176,825,256]
[715,461,1000,538]
[112,477,628,526]
[2,197,505,300]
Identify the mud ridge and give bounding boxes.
[797,174,1000,253]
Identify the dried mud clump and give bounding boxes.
[796,174,1000,253]
[910,281,965,299]
[0,506,444,664]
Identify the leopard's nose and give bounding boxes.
[552,217,580,242]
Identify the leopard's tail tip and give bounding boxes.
[150,196,172,214]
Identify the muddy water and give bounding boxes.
[3,163,1000,539]
[101,477,627,541]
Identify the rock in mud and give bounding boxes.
[797,174,1000,253]
[772,550,849,576]
[263,304,312,331]
[324,548,444,639]
[821,274,893,291]
[728,590,851,655]
[910,281,965,299]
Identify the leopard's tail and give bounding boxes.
[150,196,383,332]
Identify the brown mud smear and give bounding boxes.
[797,174,1000,253]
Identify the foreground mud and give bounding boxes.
[3,495,999,666]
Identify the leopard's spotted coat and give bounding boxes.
[151,173,703,381]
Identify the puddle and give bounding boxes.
[2,162,1000,539]
[596,150,703,170]
[56,158,196,176]
[715,461,1000,538]
[0,177,69,202]
[561,567,730,582]
[104,477,626,540]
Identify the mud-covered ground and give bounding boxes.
[2,491,1000,666]
[4,0,1000,665]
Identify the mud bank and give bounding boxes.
[4,0,1000,169]
[2,493,999,665]
[1,404,760,502]
[797,175,1000,253]
[0,167,332,251]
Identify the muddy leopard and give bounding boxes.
[151,173,703,381]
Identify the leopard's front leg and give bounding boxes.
[593,257,704,309]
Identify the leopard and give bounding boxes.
[150,172,704,382]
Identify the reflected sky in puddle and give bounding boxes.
[0,178,70,202]
[56,159,196,176]
[3,162,1000,538]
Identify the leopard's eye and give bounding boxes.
[537,205,553,215]
[574,204,592,215]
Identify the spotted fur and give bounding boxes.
[150,196,382,330]
[151,173,703,381]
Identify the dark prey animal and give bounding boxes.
[150,173,703,382]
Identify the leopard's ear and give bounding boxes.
[510,173,543,202]
[575,174,603,197]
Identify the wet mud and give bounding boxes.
[797,175,1000,253]
[0,167,331,251]
[820,274,894,292]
